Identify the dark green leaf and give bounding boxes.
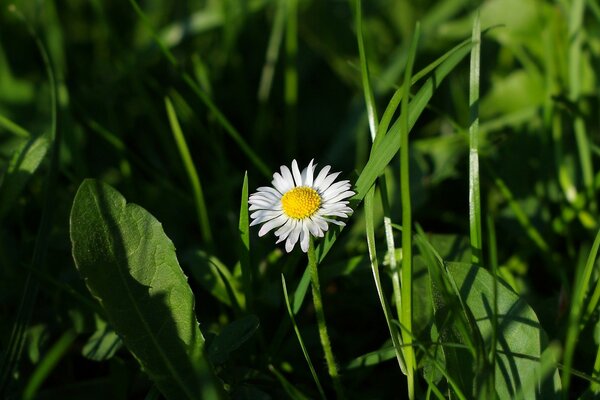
[70,179,222,400]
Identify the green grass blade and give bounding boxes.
[281,274,326,400]
[355,0,378,140]
[399,22,420,400]
[239,172,253,313]
[0,114,29,138]
[562,228,600,393]
[23,330,77,400]
[165,96,213,248]
[468,11,482,266]
[364,186,407,373]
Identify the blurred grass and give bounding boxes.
[2,0,600,398]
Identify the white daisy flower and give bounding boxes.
[249,159,355,253]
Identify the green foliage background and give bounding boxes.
[1,0,600,398]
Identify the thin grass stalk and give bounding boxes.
[355,0,406,371]
[164,97,213,249]
[281,275,327,400]
[468,11,482,266]
[399,22,420,400]
[365,187,407,373]
[307,239,344,399]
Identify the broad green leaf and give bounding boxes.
[0,132,50,218]
[207,315,259,364]
[70,179,221,400]
[446,262,561,399]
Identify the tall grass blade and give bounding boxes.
[364,186,407,373]
[239,172,253,313]
[165,96,213,248]
[281,275,326,400]
[468,11,483,265]
[399,22,420,400]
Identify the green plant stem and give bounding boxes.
[308,239,344,399]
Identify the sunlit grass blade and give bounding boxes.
[0,6,59,395]
[562,228,600,393]
[165,96,213,249]
[239,172,253,313]
[23,330,77,400]
[468,10,482,266]
[399,22,420,400]
[128,0,271,178]
[364,186,407,374]
[281,274,326,400]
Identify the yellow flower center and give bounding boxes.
[281,186,321,219]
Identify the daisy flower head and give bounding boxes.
[249,160,355,253]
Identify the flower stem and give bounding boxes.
[308,239,345,399]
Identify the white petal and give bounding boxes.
[255,186,282,197]
[322,217,346,226]
[321,181,350,199]
[315,171,341,192]
[302,159,316,187]
[306,218,323,237]
[291,159,303,187]
[312,165,331,188]
[311,215,329,231]
[275,219,296,243]
[324,190,355,204]
[258,215,288,236]
[285,223,302,252]
[272,172,293,194]
[300,223,310,253]
[280,165,295,187]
